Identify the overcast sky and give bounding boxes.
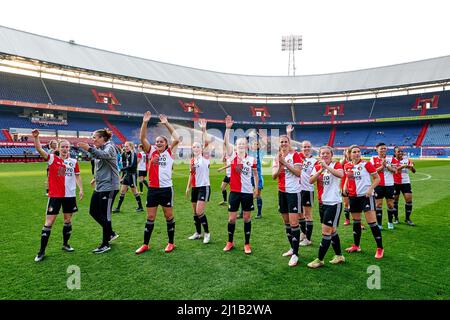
[2,0,450,76]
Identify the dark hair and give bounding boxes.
[94,128,113,141]
[375,142,386,148]
[156,136,169,151]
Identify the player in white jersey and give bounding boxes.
[344,145,384,259]
[45,139,59,196]
[307,146,345,269]
[370,142,399,230]
[286,125,316,246]
[223,116,259,254]
[298,140,317,246]
[393,147,415,226]
[32,130,84,262]
[135,111,180,255]
[186,119,212,244]
[272,135,303,267]
[137,144,149,194]
[218,152,231,206]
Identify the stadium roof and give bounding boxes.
[1,25,450,95]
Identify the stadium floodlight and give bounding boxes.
[281,35,302,76]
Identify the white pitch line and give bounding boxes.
[410,172,432,182]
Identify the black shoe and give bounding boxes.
[405,220,416,226]
[112,208,120,213]
[93,245,111,254]
[34,251,45,262]
[62,244,75,252]
[135,207,144,212]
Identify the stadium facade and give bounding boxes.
[0,25,449,161]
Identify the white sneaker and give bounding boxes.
[387,222,394,230]
[188,232,202,240]
[288,254,298,267]
[282,248,294,257]
[300,239,312,246]
[203,233,211,244]
[300,232,306,241]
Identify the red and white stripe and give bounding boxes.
[147,146,174,188]
[230,152,256,194]
[344,160,377,197]
[311,162,343,205]
[394,157,412,184]
[190,156,210,187]
[273,151,302,193]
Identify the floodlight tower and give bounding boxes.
[281,35,302,76]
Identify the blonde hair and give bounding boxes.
[125,141,135,151]
[58,139,70,147]
[319,145,333,155]
[278,135,292,152]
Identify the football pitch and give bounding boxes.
[0,160,449,300]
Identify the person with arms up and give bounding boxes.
[135,111,181,254]
[223,116,259,254]
[272,135,303,266]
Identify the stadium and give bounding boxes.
[0,24,449,302]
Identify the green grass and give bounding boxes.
[0,160,449,300]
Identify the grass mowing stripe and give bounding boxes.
[0,160,449,299]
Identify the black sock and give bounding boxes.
[143,219,154,245]
[299,218,306,235]
[244,220,252,244]
[199,214,209,233]
[376,208,383,226]
[256,197,262,216]
[306,221,313,241]
[394,201,399,220]
[134,193,143,208]
[143,180,149,188]
[344,208,350,220]
[46,188,49,194]
[285,223,293,248]
[116,194,125,209]
[227,222,235,243]
[353,219,362,247]
[222,190,227,202]
[102,221,112,247]
[39,225,52,253]
[291,225,300,255]
[405,202,413,221]
[166,218,175,244]
[387,208,395,223]
[193,215,201,234]
[139,182,143,193]
[318,234,332,261]
[62,223,72,246]
[369,222,383,249]
[331,232,342,256]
